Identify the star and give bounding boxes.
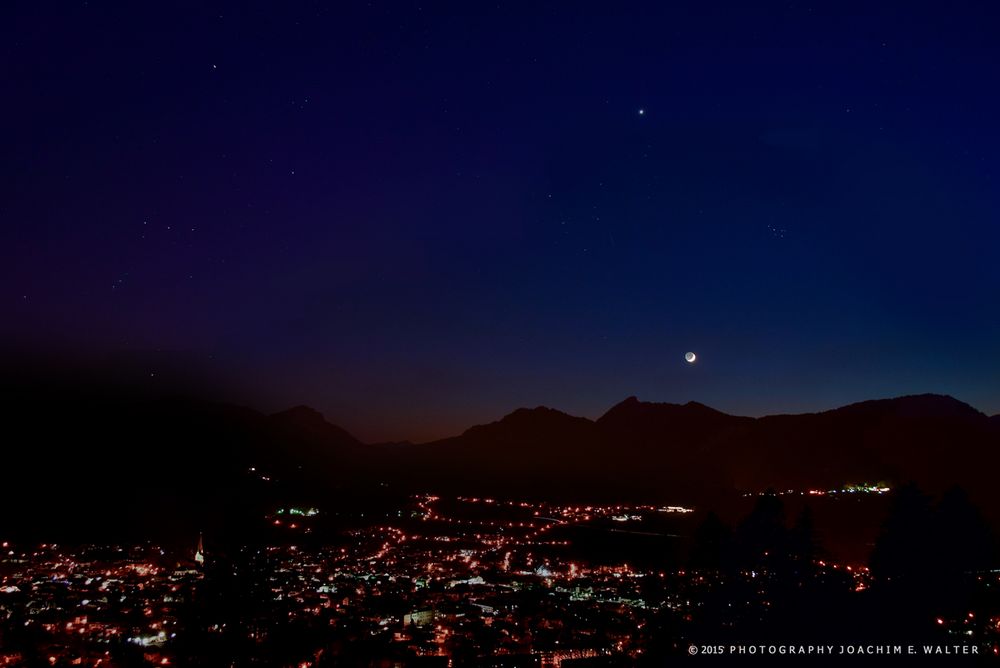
[638,108,645,116]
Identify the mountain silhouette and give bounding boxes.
[2,366,998,544]
[399,393,998,504]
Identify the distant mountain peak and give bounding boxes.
[829,393,986,421]
[598,396,734,423]
[268,405,362,446]
[456,405,595,445]
[272,404,328,422]
[477,405,592,430]
[510,405,558,415]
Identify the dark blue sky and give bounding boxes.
[3,1,998,441]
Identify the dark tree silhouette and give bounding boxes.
[689,511,733,571]
[935,485,996,576]
[735,489,788,570]
[789,505,819,573]
[869,483,934,582]
[867,483,1000,643]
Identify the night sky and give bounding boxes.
[3,2,998,442]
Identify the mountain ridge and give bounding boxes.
[2,385,998,542]
[410,393,990,445]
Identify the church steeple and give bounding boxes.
[194,532,205,566]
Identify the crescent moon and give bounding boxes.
[685,352,697,363]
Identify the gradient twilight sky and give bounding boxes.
[2,1,999,441]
